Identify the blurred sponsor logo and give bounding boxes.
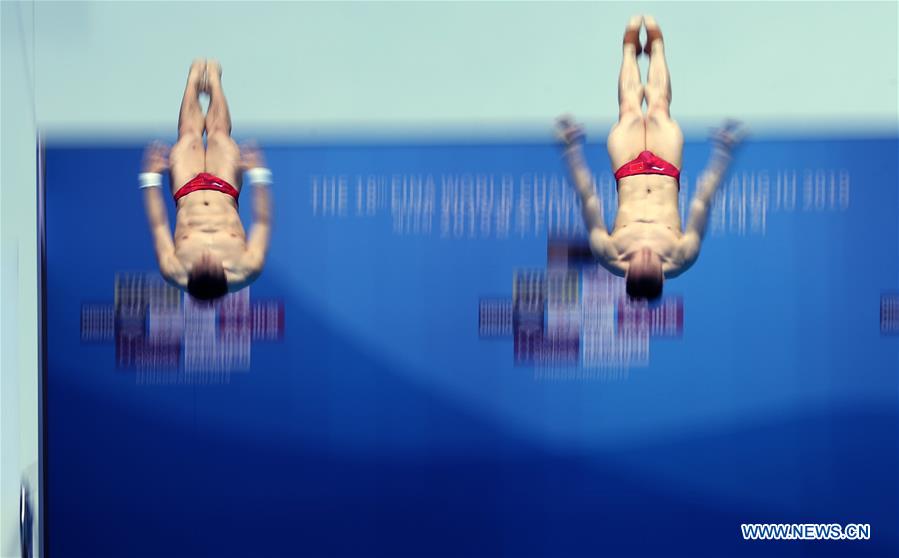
[479,240,684,379]
[881,293,899,334]
[80,273,283,383]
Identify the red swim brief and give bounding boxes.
[174,172,240,205]
[614,150,680,187]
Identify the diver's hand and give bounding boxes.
[711,120,747,154]
[142,141,170,173]
[239,141,266,171]
[556,115,586,148]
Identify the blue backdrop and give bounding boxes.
[44,135,898,557]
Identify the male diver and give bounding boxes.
[140,59,272,300]
[558,16,745,300]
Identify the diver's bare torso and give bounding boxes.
[172,188,254,288]
[600,175,692,277]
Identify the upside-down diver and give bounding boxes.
[140,59,272,301]
[558,15,745,300]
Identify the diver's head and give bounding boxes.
[626,247,664,301]
[187,251,228,302]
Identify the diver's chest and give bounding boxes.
[612,222,679,252]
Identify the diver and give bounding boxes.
[558,16,745,300]
[139,59,272,300]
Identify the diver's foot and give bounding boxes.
[206,59,222,90]
[188,58,206,93]
[623,15,643,57]
[643,15,664,57]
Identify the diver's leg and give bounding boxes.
[170,59,207,195]
[204,59,242,189]
[607,15,647,171]
[644,16,684,168]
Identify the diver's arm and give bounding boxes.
[142,187,186,287]
[557,117,619,265]
[142,187,175,259]
[236,143,272,284]
[684,148,731,240]
[240,185,271,283]
[139,142,187,287]
[681,121,746,263]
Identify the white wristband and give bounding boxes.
[138,172,163,189]
[245,167,272,186]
